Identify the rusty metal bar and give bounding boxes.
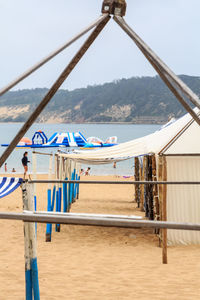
[0,14,110,168]
[0,14,107,97]
[114,16,200,125]
[28,180,200,185]
[1,211,200,231]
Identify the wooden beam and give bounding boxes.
[0,15,110,168]
[0,14,107,97]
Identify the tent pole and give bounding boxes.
[158,157,163,248]
[134,157,140,207]
[140,157,145,212]
[0,14,107,97]
[162,156,168,264]
[0,14,110,168]
[114,16,200,126]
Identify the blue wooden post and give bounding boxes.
[63,178,68,213]
[77,175,80,200]
[55,188,62,232]
[25,268,32,300]
[34,195,37,233]
[34,196,37,211]
[51,186,56,212]
[72,169,76,203]
[46,189,52,242]
[55,189,59,232]
[68,178,71,211]
[22,183,33,300]
[73,173,77,200]
[31,257,40,300]
[23,182,40,300]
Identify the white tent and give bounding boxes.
[60,108,200,245]
[59,109,197,164]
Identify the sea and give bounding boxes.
[0,123,160,175]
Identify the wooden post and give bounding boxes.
[22,182,40,299]
[162,156,168,264]
[152,155,159,220]
[134,157,140,207]
[144,156,149,217]
[158,156,163,247]
[140,157,145,211]
[22,182,32,300]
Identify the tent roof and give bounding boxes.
[59,108,200,164]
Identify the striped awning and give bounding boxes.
[0,177,23,199]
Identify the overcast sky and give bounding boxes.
[0,0,199,91]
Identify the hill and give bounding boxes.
[0,75,200,123]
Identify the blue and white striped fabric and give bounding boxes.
[0,177,23,199]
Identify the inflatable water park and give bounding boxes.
[1,130,118,149]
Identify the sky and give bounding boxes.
[0,0,200,91]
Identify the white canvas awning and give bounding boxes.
[59,108,200,164]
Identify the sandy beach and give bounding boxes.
[0,174,200,299]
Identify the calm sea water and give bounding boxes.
[0,123,160,175]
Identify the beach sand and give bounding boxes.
[0,174,200,299]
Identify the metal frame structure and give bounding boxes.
[1,1,200,297]
[0,0,200,168]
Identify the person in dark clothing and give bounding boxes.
[22,151,30,179]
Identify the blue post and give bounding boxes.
[46,189,52,242]
[63,178,68,213]
[72,169,76,203]
[68,180,71,211]
[51,186,56,212]
[73,174,77,200]
[34,196,37,211]
[77,175,80,200]
[55,190,59,232]
[34,195,37,233]
[25,269,32,300]
[31,258,40,300]
[56,188,62,232]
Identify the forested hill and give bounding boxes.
[0,75,200,123]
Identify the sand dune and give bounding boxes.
[0,174,200,299]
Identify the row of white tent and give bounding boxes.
[60,108,200,245]
[60,108,200,164]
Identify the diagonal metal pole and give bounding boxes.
[0,14,107,97]
[114,16,200,124]
[114,16,200,125]
[0,14,110,168]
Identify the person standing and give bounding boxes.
[22,152,30,179]
[4,163,7,172]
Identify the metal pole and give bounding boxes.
[0,14,107,97]
[0,14,110,168]
[114,16,200,125]
[119,25,200,126]
[1,211,200,231]
[28,180,200,185]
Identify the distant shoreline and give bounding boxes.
[0,121,164,125]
